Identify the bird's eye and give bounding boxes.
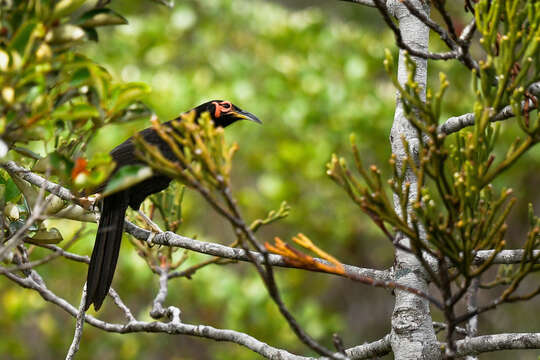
[220,101,232,111]
[211,101,232,118]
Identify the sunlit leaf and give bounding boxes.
[52,0,86,20]
[52,103,99,121]
[28,227,63,244]
[78,8,129,28]
[45,25,86,45]
[103,165,153,196]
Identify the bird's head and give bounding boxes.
[193,100,262,128]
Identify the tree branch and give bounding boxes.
[127,226,392,282]
[345,334,391,358]
[473,250,540,265]
[438,82,540,135]
[2,161,390,282]
[455,333,540,357]
[1,266,390,360]
[338,0,375,7]
[65,284,87,360]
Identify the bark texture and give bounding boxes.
[387,1,441,359]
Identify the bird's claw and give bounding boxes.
[147,232,156,248]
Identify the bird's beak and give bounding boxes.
[233,110,262,124]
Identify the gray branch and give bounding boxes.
[339,0,375,7]
[473,250,540,265]
[65,284,87,360]
[3,161,391,282]
[1,267,390,360]
[345,334,391,358]
[149,268,181,323]
[438,81,540,135]
[456,333,540,357]
[108,287,136,323]
[126,226,391,282]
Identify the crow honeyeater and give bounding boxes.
[85,100,261,311]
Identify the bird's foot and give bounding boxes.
[138,210,163,248]
[137,210,163,233]
[147,232,156,248]
[78,194,100,211]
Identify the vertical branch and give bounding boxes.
[65,284,87,360]
[465,277,479,360]
[385,1,441,359]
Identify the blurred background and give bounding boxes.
[1,0,539,359]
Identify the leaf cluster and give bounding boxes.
[328,0,540,331]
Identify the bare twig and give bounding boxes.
[5,226,85,272]
[345,334,391,359]
[65,284,87,360]
[1,161,82,207]
[372,0,459,61]
[473,250,540,265]
[150,268,181,324]
[36,244,90,264]
[0,176,48,261]
[338,0,375,7]
[438,82,540,135]
[108,288,136,323]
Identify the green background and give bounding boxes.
[1,0,539,359]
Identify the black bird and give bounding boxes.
[85,100,261,311]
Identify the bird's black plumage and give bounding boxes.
[85,100,261,311]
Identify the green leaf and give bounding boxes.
[53,103,99,121]
[52,0,86,20]
[110,101,152,123]
[70,67,91,87]
[83,27,99,42]
[103,165,153,196]
[45,25,86,45]
[4,179,20,203]
[10,21,37,54]
[32,152,74,181]
[78,8,128,27]
[110,83,151,114]
[28,227,63,244]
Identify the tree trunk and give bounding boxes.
[388,1,441,358]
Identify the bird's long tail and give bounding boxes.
[85,192,129,311]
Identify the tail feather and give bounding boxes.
[85,192,128,311]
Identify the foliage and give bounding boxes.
[1,0,540,359]
[0,0,151,191]
[328,0,540,355]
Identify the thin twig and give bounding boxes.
[65,284,87,360]
[108,288,136,323]
[5,225,85,272]
[338,0,375,7]
[0,176,48,261]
